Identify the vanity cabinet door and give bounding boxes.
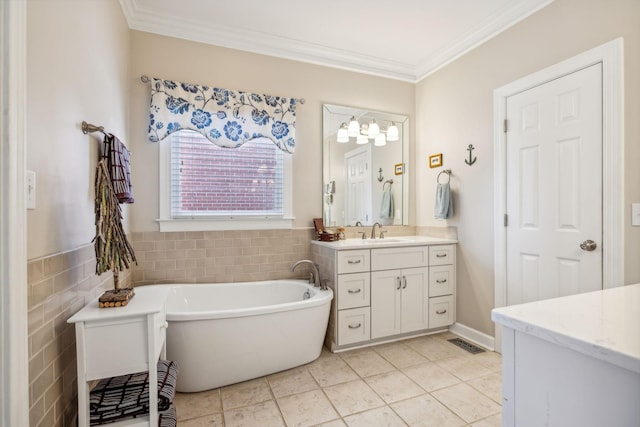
[371,269,402,339]
[371,267,428,339]
[400,267,429,334]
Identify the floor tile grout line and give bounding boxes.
[174,332,502,426]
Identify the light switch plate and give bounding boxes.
[26,170,36,210]
[632,203,640,226]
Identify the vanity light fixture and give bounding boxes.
[367,118,380,139]
[339,117,398,146]
[337,123,349,143]
[386,122,399,141]
[347,116,360,137]
[374,133,387,146]
[356,134,369,144]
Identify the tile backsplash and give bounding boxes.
[27,244,130,427]
[130,229,317,285]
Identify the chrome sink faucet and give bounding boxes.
[289,259,322,288]
[371,222,382,239]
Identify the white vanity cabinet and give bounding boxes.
[68,286,171,427]
[311,237,457,352]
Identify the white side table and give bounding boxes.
[68,287,170,427]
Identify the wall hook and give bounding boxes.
[465,144,477,165]
[378,168,384,182]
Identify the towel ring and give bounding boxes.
[383,179,394,191]
[437,169,452,184]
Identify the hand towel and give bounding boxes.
[103,133,135,203]
[434,182,453,220]
[380,186,394,219]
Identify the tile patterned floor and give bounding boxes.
[173,332,502,426]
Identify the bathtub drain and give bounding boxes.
[302,290,311,300]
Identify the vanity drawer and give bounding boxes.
[429,245,455,266]
[337,272,370,310]
[371,246,429,271]
[429,265,454,297]
[337,250,370,274]
[429,295,454,328]
[337,307,371,345]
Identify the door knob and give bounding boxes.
[580,240,597,251]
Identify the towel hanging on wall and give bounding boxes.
[102,134,134,204]
[434,170,453,220]
[147,77,299,153]
[380,182,395,219]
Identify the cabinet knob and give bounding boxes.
[402,276,407,289]
[436,253,447,258]
[347,259,362,264]
[348,288,361,294]
[161,321,169,329]
[348,323,362,329]
[436,309,447,315]
[436,279,447,284]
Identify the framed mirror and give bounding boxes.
[322,104,409,227]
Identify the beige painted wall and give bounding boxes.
[25,1,131,425]
[416,0,640,336]
[128,31,415,232]
[27,0,131,260]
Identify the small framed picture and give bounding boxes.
[394,163,404,175]
[429,153,443,168]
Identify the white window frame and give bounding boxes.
[157,134,294,232]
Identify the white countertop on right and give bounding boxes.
[492,283,640,374]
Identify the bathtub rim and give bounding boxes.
[142,279,333,322]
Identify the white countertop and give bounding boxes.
[311,235,457,250]
[68,286,170,323]
[492,284,640,374]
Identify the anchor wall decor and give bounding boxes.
[465,144,477,165]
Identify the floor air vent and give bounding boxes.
[448,338,485,354]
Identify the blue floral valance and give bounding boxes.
[148,77,298,153]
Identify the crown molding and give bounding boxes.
[415,0,555,81]
[120,0,554,83]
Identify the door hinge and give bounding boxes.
[503,119,508,133]
[504,214,508,227]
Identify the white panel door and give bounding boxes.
[345,145,372,225]
[506,63,602,306]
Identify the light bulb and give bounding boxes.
[337,123,349,143]
[347,116,360,137]
[356,134,368,144]
[368,119,380,139]
[374,133,386,146]
[386,123,399,141]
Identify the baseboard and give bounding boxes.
[449,323,495,352]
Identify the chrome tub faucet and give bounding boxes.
[290,259,327,289]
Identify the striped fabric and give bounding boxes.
[102,133,134,204]
[89,360,177,425]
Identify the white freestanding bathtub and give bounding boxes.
[152,280,333,392]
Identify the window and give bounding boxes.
[158,130,292,231]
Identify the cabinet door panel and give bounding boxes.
[371,269,401,339]
[401,267,429,333]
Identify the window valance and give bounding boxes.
[148,77,298,153]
